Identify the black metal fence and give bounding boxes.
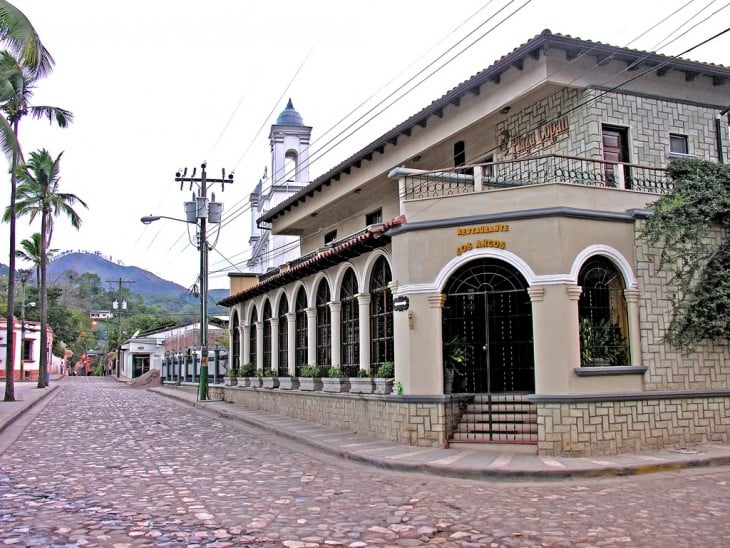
[161,349,229,384]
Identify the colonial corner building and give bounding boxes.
[215,31,730,457]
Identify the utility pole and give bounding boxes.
[175,162,233,400]
[108,277,134,377]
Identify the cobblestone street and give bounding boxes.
[1,377,729,547]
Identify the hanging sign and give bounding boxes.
[393,296,410,312]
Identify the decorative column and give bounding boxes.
[238,325,246,368]
[255,321,264,371]
[270,317,279,374]
[624,288,642,366]
[357,293,371,373]
[329,301,341,367]
[286,312,296,375]
[242,325,250,365]
[306,307,317,365]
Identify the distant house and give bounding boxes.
[0,317,55,381]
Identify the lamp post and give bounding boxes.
[142,161,233,401]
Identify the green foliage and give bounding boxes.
[327,365,345,378]
[239,363,254,377]
[224,367,238,378]
[299,363,322,377]
[579,318,627,366]
[255,368,263,377]
[93,363,104,376]
[356,368,371,378]
[640,158,730,350]
[376,361,394,378]
[263,368,277,377]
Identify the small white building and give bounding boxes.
[0,317,54,381]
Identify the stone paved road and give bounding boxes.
[1,377,729,547]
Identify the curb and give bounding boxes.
[0,383,59,436]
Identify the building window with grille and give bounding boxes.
[231,312,240,369]
[316,281,331,367]
[295,287,308,374]
[278,296,288,375]
[669,133,690,157]
[262,301,272,373]
[370,256,393,369]
[340,269,359,377]
[249,305,258,369]
[578,256,629,366]
[366,208,382,226]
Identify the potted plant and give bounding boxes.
[579,318,627,366]
[277,368,299,390]
[223,367,238,387]
[238,363,254,387]
[298,363,323,391]
[373,361,394,394]
[444,336,467,393]
[323,365,350,393]
[261,368,280,388]
[349,368,375,394]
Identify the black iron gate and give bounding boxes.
[443,259,534,394]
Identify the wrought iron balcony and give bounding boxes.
[399,155,673,201]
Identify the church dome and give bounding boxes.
[275,98,304,126]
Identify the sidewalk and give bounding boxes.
[0,378,60,436]
[147,384,730,480]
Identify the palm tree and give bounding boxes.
[0,1,69,400]
[15,232,57,285]
[10,149,86,388]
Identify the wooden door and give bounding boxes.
[602,127,630,188]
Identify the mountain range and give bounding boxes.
[3,251,230,304]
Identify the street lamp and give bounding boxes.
[142,162,232,401]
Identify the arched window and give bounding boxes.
[316,280,331,367]
[578,256,629,366]
[278,295,288,375]
[231,311,240,370]
[262,300,272,373]
[370,257,393,370]
[340,269,359,376]
[249,305,258,369]
[295,287,308,374]
[285,150,298,182]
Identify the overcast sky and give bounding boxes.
[1,0,728,291]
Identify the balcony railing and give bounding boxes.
[400,155,673,200]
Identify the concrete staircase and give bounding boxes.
[449,393,537,452]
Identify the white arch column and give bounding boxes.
[357,294,371,373]
[306,307,317,365]
[329,301,341,367]
[625,288,642,366]
[255,321,264,371]
[286,312,296,375]
[270,318,279,374]
[242,325,250,365]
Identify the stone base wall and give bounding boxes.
[179,384,451,448]
[537,395,730,457]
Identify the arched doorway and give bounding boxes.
[442,258,534,394]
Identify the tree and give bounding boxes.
[10,149,87,387]
[0,1,69,400]
[640,158,730,351]
[16,231,56,284]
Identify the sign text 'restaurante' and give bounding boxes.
[456,224,509,235]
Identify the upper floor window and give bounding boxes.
[366,208,382,226]
[324,230,337,246]
[454,140,466,167]
[669,133,689,156]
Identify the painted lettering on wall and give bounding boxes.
[502,116,570,159]
[456,239,506,255]
[457,224,509,235]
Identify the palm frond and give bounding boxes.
[29,105,73,127]
[0,114,18,161]
[0,1,54,79]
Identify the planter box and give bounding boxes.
[248,376,262,388]
[262,377,280,389]
[278,377,299,390]
[349,377,375,394]
[323,377,350,393]
[298,377,323,391]
[223,377,238,387]
[237,377,250,387]
[373,378,394,395]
